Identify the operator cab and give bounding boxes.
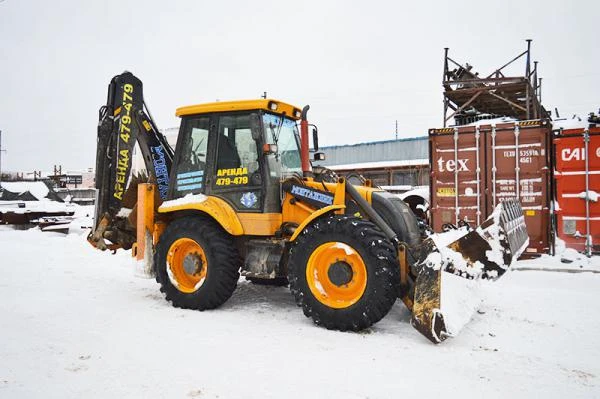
[171,99,306,213]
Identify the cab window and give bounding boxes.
[172,117,209,196]
[263,113,301,179]
[214,114,261,187]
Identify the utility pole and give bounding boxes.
[395,120,398,140]
[53,164,63,187]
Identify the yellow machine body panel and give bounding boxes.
[158,195,245,236]
[158,196,285,237]
[289,204,346,241]
[176,99,302,119]
[156,178,381,239]
[237,213,283,236]
[282,178,381,239]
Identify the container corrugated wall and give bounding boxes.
[429,120,553,255]
[553,126,600,255]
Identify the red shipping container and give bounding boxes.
[553,126,600,255]
[429,120,553,255]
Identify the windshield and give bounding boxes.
[263,112,301,177]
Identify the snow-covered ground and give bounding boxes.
[1,227,599,398]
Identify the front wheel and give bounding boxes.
[288,215,399,331]
[154,216,240,310]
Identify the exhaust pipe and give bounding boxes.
[300,105,311,177]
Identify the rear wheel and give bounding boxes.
[288,215,398,331]
[154,216,240,310]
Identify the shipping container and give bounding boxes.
[553,126,600,255]
[429,120,553,255]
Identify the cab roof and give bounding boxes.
[175,99,302,120]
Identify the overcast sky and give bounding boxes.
[0,0,598,173]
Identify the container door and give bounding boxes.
[429,126,486,231]
[554,127,600,254]
[485,121,552,255]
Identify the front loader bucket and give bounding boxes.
[411,199,529,343]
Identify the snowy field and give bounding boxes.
[1,226,599,398]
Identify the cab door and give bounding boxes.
[206,112,264,212]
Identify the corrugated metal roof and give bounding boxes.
[329,159,428,171]
[317,136,428,167]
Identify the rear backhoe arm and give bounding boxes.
[88,72,174,251]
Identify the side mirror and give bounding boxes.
[250,114,262,140]
[313,152,325,161]
[312,127,319,151]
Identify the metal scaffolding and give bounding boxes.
[442,40,549,127]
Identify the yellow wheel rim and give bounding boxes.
[166,238,208,293]
[306,242,367,309]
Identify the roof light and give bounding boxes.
[268,101,278,111]
[293,109,302,118]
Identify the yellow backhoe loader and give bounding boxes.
[88,72,529,343]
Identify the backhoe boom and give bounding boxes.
[88,72,174,251]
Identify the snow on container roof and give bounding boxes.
[552,117,590,130]
[463,116,517,126]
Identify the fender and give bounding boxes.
[289,204,346,242]
[158,194,244,236]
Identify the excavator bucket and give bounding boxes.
[411,199,529,343]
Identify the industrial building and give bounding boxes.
[317,136,430,192]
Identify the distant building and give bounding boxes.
[42,169,95,190]
[317,136,430,192]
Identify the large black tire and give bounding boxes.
[288,215,398,331]
[154,216,240,310]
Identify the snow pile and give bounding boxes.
[480,205,507,277]
[440,272,482,336]
[1,181,50,200]
[514,238,600,273]
[429,226,469,248]
[159,193,208,209]
[428,227,487,277]
[64,205,94,234]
